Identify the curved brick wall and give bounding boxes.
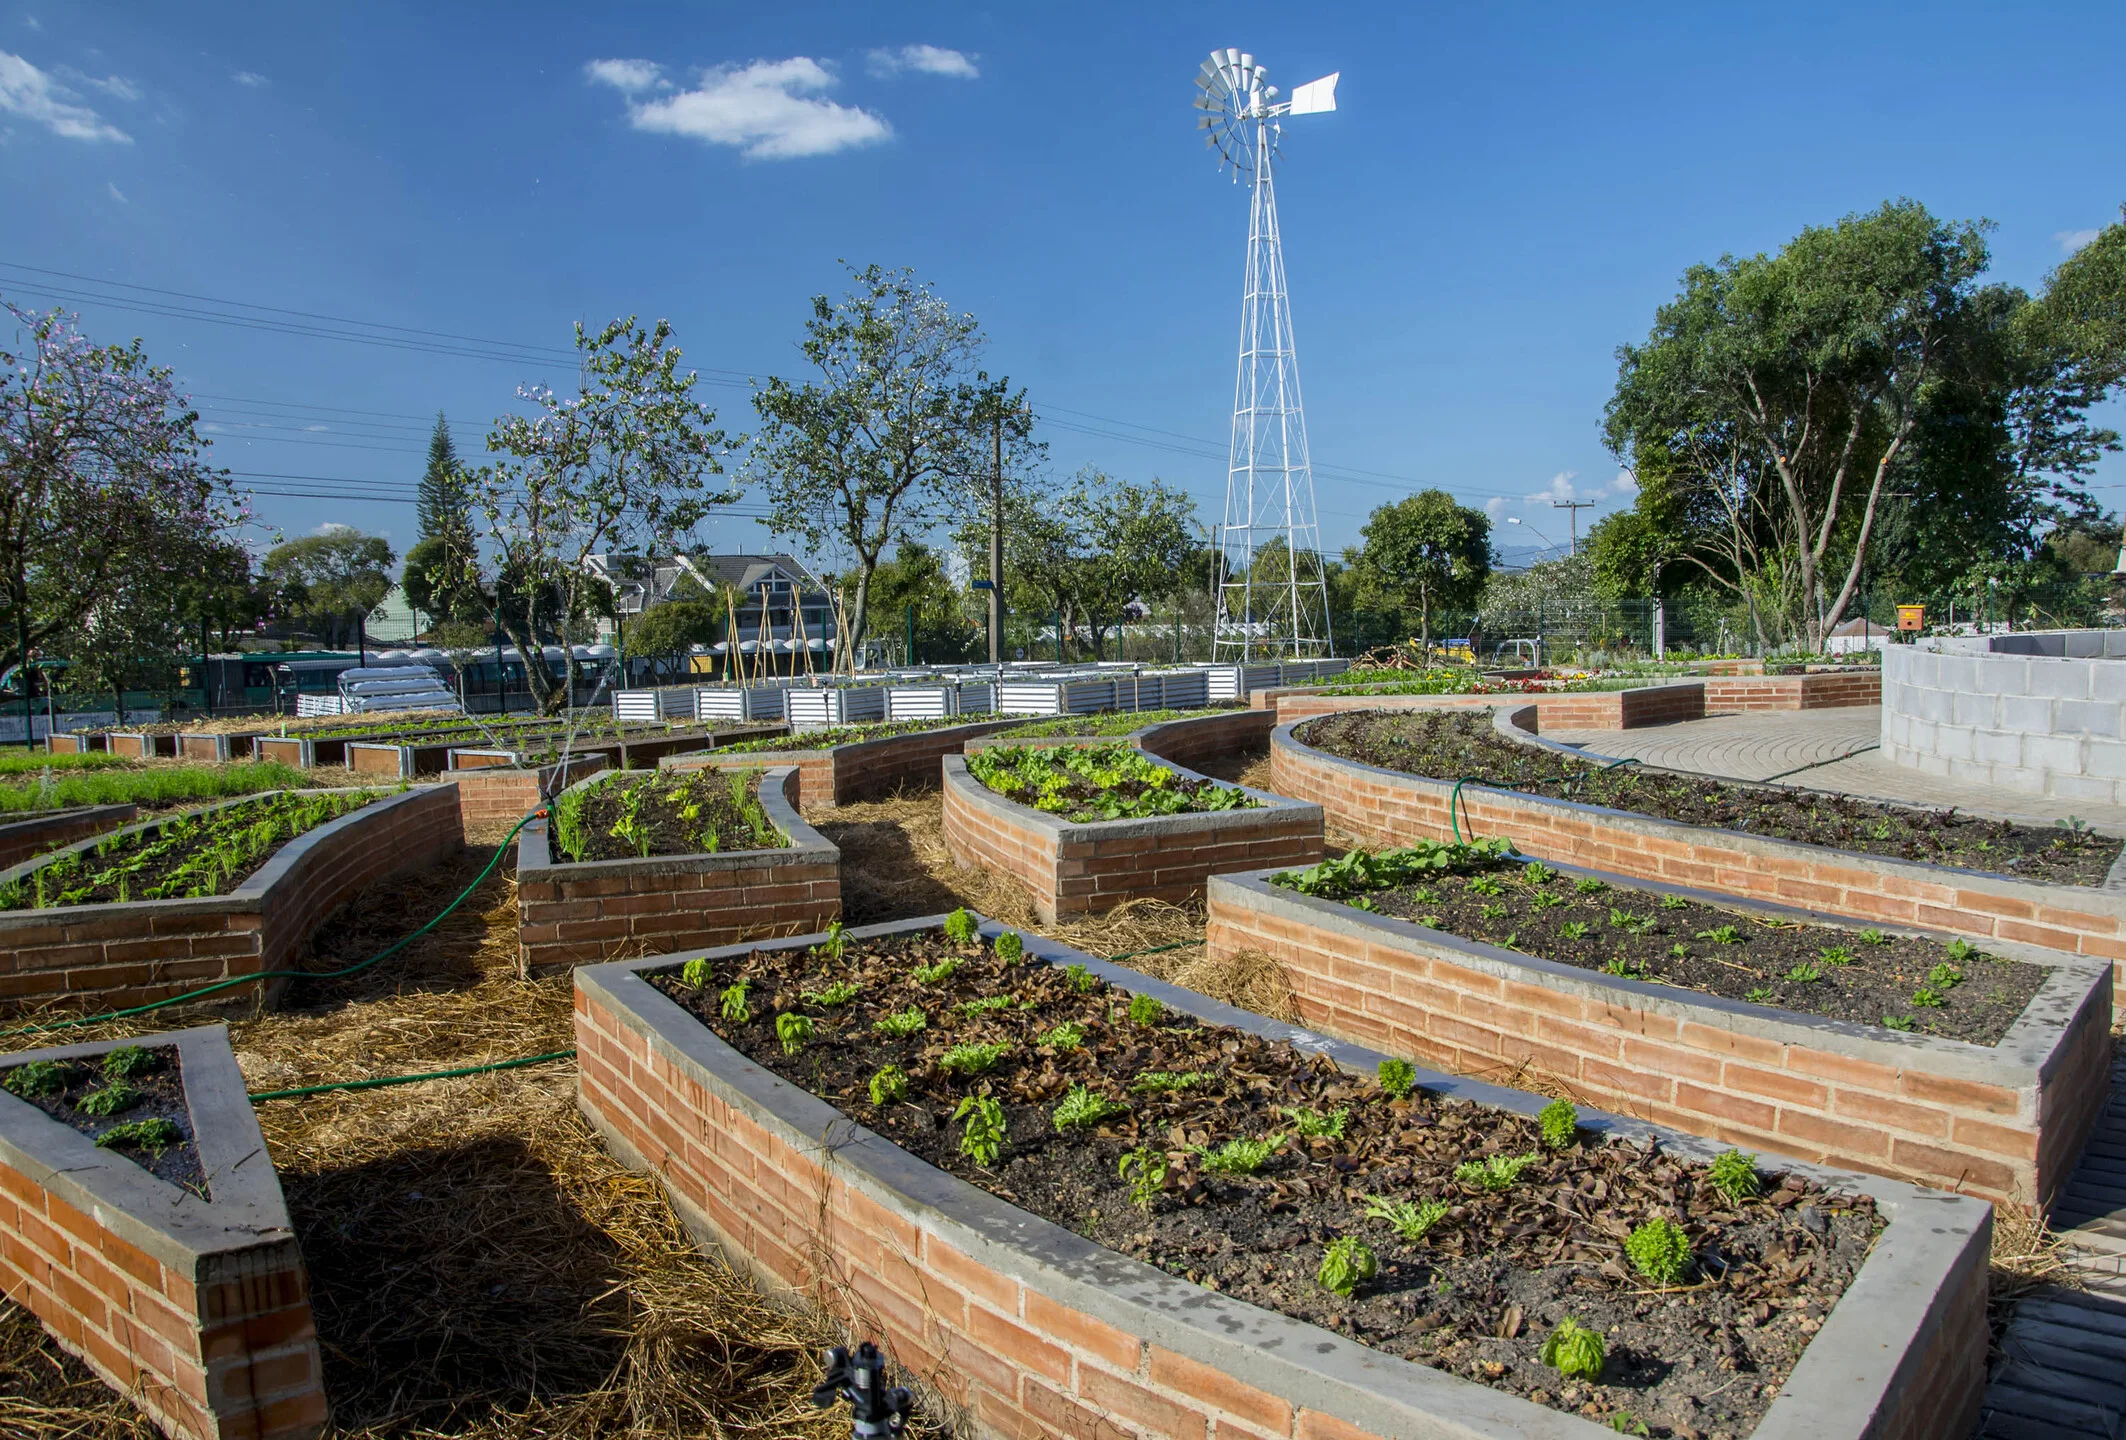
[574,920,1991,1440]
[1272,717,2126,1011]
[941,754,1322,924]
[1257,682,1706,729]
[1207,868,2111,1207]
[663,718,1020,810]
[0,784,463,1015]
[1885,632,2126,805]
[961,708,1275,768]
[0,804,139,870]
[514,766,838,973]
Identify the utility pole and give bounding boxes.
[988,410,1004,665]
[1552,500,1594,556]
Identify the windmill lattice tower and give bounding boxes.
[1194,48,1339,661]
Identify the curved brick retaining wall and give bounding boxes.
[1257,682,1707,729]
[574,919,1991,1440]
[0,804,139,870]
[0,1025,324,1440]
[515,766,838,973]
[0,784,462,1015]
[1273,717,2126,1011]
[1206,866,2111,1208]
[663,718,1020,810]
[940,754,1322,924]
[961,707,1276,767]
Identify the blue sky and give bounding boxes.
[2,1,2122,571]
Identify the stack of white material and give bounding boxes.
[337,665,462,714]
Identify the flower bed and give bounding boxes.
[662,717,1019,810]
[576,917,1992,1440]
[515,765,835,973]
[0,784,461,1015]
[1205,849,2111,1208]
[941,751,1321,923]
[0,788,386,910]
[0,1024,324,1440]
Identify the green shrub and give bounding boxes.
[1197,1136,1280,1175]
[1540,1318,1605,1380]
[1316,1236,1377,1297]
[938,1041,1011,1076]
[1126,993,1165,1027]
[1118,1146,1167,1209]
[954,1095,1007,1165]
[868,1066,908,1105]
[95,1117,181,1156]
[1377,1059,1417,1099]
[719,981,752,1023]
[1064,963,1097,993]
[872,1006,927,1037]
[1706,1149,1762,1205]
[943,908,979,945]
[1625,1216,1693,1285]
[1538,1098,1578,1149]
[1363,1195,1450,1242]
[3,1060,74,1097]
[77,1083,141,1117]
[1279,1105,1348,1139]
[101,1046,159,1080]
[1051,1085,1130,1131]
[775,1013,814,1054]
[1454,1151,1539,1191]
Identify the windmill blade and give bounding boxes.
[1286,71,1339,115]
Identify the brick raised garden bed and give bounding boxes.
[450,756,609,833]
[0,784,461,1016]
[941,752,1322,923]
[1257,681,1709,729]
[1206,857,2111,1209]
[662,718,1020,810]
[0,803,139,870]
[1273,715,2126,1014]
[515,765,838,973]
[964,707,1276,771]
[574,918,1992,1440]
[1703,670,1880,712]
[0,1024,324,1440]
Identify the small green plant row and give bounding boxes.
[966,742,1258,823]
[550,765,780,862]
[3,1046,173,1139]
[0,788,382,911]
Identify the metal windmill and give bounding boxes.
[1195,49,1339,661]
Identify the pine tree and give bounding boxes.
[415,412,466,543]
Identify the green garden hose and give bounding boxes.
[1,809,545,1040]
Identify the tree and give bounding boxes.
[625,600,720,682]
[2031,205,2126,400]
[261,527,396,647]
[749,263,1022,669]
[415,411,470,543]
[866,541,979,664]
[465,316,733,714]
[1346,490,1492,654]
[0,303,236,687]
[1057,471,1197,658]
[1606,201,2003,650]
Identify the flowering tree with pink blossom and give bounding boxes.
[0,303,240,704]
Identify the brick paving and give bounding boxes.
[1546,707,2126,830]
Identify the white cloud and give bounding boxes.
[583,58,664,94]
[1529,470,1579,503]
[313,521,359,538]
[1610,470,1638,497]
[231,70,270,88]
[0,49,130,142]
[105,181,124,203]
[868,44,978,79]
[64,70,138,102]
[601,57,890,160]
[1484,496,1508,519]
[2058,228,2101,255]
[20,15,37,30]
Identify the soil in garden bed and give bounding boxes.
[0,1045,207,1198]
[654,928,1882,1438]
[710,717,975,754]
[968,742,1260,822]
[1299,709,2122,885]
[994,704,1243,739]
[0,788,384,910]
[552,769,784,862]
[1279,848,2046,1042]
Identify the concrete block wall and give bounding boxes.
[515,766,838,972]
[1207,872,2112,1208]
[574,924,1993,1440]
[1884,633,2126,803]
[940,755,1323,923]
[0,785,462,1015]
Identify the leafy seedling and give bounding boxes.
[1559,920,1591,941]
[775,1013,815,1054]
[993,931,1025,964]
[100,1046,158,1081]
[1118,1146,1167,1210]
[1280,1105,1349,1139]
[1522,862,1555,885]
[1858,928,1892,946]
[1454,1151,1539,1191]
[1668,943,1690,960]
[95,1118,181,1156]
[938,1041,1011,1076]
[942,908,980,945]
[1818,945,1854,967]
[1541,1318,1605,1380]
[1197,1136,1280,1175]
[1707,1149,1762,1205]
[1051,1085,1130,1131]
[953,1095,1007,1166]
[1744,986,1774,1003]
[1130,1070,1205,1095]
[1064,963,1097,993]
[1377,1059,1417,1099]
[77,1083,141,1118]
[803,980,862,1007]
[1927,962,1963,991]
[868,1066,909,1105]
[719,982,752,1024]
[873,1006,927,1037]
[1609,907,1655,934]
[1127,993,1166,1027]
[911,957,963,986]
[2,1060,74,1098]
[1363,1194,1449,1242]
[1883,1015,1915,1031]
[1468,874,1505,897]
[955,995,1015,1016]
[1785,960,1822,983]
[1539,1098,1578,1149]
[1695,924,1744,945]
[1945,937,1977,964]
[813,920,849,960]
[1038,1020,1085,1049]
[1531,891,1568,911]
[1574,877,1607,895]
[1625,1216,1693,1285]
[1609,1413,1651,1436]
[1659,895,1687,911]
[1479,902,1508,922]
[1316,1236,1377,1297]
[1910,986,1944,1008]
[681,957,711,989]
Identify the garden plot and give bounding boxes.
[0,1025,323,1440]
[663,716,1018,808]
[516,765,837,972]
[577,915,1992,1440]
[1206,844,2112,1208]
[941,744,1322,922]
